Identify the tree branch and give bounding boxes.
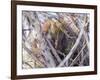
[58,25,84,67]
[22,42,47,67]
[69,43,87,66]
[45,37,62,63]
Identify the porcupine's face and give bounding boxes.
[42,19,51,33]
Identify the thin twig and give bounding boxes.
[79,52,89,66]
[57,50,66,57]
[23,61,33,68]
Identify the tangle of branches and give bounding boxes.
[22,11,90,69]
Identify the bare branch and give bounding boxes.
[70,43,87,66]
[45,38,62,63]
[23,61,33,68]
[79,52,89,66]
[58,26,84,67]
[22,42,47,67]
[57,50,66,57]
